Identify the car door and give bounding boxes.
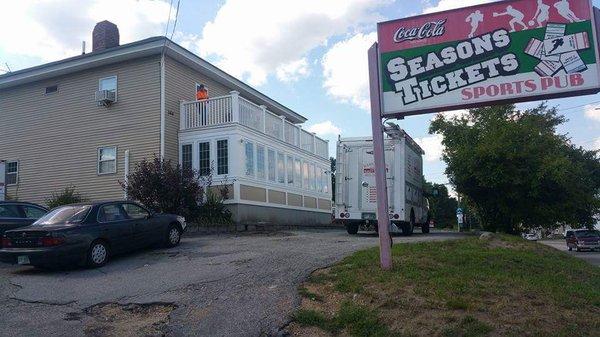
[0,204,30,236]
[96,203,137,254]
[122,203,160,247]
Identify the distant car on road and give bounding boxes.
[0,201,186,268]
[524,233,539,241]
[0,201,48,238]
[565,229,600,252]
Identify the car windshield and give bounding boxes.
[574,230,600,238]
[33,205,91,226]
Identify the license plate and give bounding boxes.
[362,213,376,220]
[17,255,30,265]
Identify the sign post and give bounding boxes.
[370,0,600,269]
[368,43,393,270]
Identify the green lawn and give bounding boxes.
[289,235,600,337]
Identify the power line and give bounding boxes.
[164,0,174,37]
[170,0,181,40]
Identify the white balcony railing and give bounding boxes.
[180,91,329,159]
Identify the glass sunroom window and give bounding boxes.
[199,142,210,176]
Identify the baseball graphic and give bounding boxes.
[529,20,535,26]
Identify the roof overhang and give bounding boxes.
[0,37,307,124]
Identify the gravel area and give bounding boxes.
[0,229,464,337]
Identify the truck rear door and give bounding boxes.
[359,146,394,218]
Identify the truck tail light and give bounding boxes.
[1,237,12,247]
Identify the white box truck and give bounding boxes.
[335,127,430,235]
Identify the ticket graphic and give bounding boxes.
[535,60,563,77]
[543,32,590,56]
[561,51,588,74]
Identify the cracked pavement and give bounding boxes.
[0,229,464,337]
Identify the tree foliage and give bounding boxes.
[45,186,87,209]
[430,103,600,233]
[423,180,458,229]
[120,157,203,221]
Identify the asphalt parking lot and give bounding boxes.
[539,240,600,267]
[0,229,463,337]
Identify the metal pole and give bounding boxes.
[368,43,392,270]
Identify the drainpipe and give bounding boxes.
[124,150,130,200]
[160,53,166,160]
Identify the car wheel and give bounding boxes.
[87,240,109,268]
[568,247,572,251]
[166,224,182,247]
[346,223,359,235]
[421,224,430,234]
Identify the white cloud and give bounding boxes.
[306,121,342,137]
[276,58,310,83]
[322,32,377,110]
[423,0,493,13]
[584,104,600,122]
[0,0,173,65]
[415,134,444,162]
[196,0,388,86]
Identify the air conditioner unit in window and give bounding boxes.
[95,90,116,106]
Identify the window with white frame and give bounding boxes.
[5,161,18,185]
[99,76,117,100]
[245,141,255,177]
[287,155,294,185]
[267,149,276,182]
[294,158,301,189]
[217,140,228,175]
[277,152,285,184]
[256,145,265,179]
[98,147,116,174]
[316,168,323,193]
[323,167,329,193]
[181,144,192,171]
[199,142,210,176]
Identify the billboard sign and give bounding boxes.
[377,0,600,117]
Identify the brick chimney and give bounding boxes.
[92,21,120,52]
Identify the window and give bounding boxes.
[310,163,316,190]
[256,145,265,179]
[277,152,285,184]
[22,206,47,219]
[5,161,18,185]
[0,205,20,218]
[98,147,116,175]
[34,205,90,225]
[323,168,329,193]
[287,156,294,185]
[295,158,302,188]
[217,140,228,175]
[123,203,150,220]
[45,85,58,95]
[303,162,309,189]
[98,204,127,223]
[181,144,192,171]
[99,76,117,93]
[267,149,276,182]
[245,142,255,176]
[199,142,210,176]
[316,168,322,192]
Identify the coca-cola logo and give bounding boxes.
[393,19,447,43]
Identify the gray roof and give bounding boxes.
[0,36,307,123]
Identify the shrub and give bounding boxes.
[45,186,87,209]
[120,157,203,221]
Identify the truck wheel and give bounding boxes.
[421,224,430,234]
[346,223,359,235]
[401,222,413,236]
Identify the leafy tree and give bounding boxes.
[45,186,87,209]
[121,157,203,221]
[423,180,458,229]
[430,103,600,233]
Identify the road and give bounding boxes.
[0,229,464,337]
[539,240,600,267]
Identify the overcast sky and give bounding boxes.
[1,0,599,188]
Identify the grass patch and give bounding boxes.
[289,235,600,336]
[298,287,323,302]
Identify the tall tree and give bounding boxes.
[430,103,600,233]
[423,180,458,229]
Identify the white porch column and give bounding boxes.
[312,132,317,154]
[230,91,240,123]
[260,105,267,133]
[279,115,286,141]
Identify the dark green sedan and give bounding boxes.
[0,201,186,268]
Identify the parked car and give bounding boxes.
[0,201,48,239]
[565,229,600,252]
[0,201,186,268]
[524,233,539,241]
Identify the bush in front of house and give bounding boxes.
[45,186,87,209]
[121,157,203,222]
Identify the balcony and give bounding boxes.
[180,91,329,159]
